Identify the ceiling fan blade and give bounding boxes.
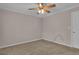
[36,3,44,8]
[36,3,43,6]
[48,4,56,8]
[44,4,56,9]
[44,9,50,13]
[47,11,50,13]
[28,8,38,10]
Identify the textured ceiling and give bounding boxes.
[0,3,79,18]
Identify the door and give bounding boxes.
[71,11,79,48]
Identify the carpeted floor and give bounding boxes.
[0,39,79,55]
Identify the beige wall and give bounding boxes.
[43,7,79,46]
[0,9,41,47]
[0,6,79,48]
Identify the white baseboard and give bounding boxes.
[44,38,73,48]
[0,38,78,49]
[41,38,79,49]
[0,39,40,49]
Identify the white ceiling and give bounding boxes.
[0,3,79,18]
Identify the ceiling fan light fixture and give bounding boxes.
[28,3,56,14]
[39,3,42,7]
[38,9,45,14]
[41,9,44,14]
[38,10,41,13]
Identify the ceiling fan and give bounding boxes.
[28,3,56,14]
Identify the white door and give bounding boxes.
[71,11,79,48]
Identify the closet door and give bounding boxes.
[71,11,79,48]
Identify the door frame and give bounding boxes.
[71,11,79,48]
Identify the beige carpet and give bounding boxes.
[0,39,79,55]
